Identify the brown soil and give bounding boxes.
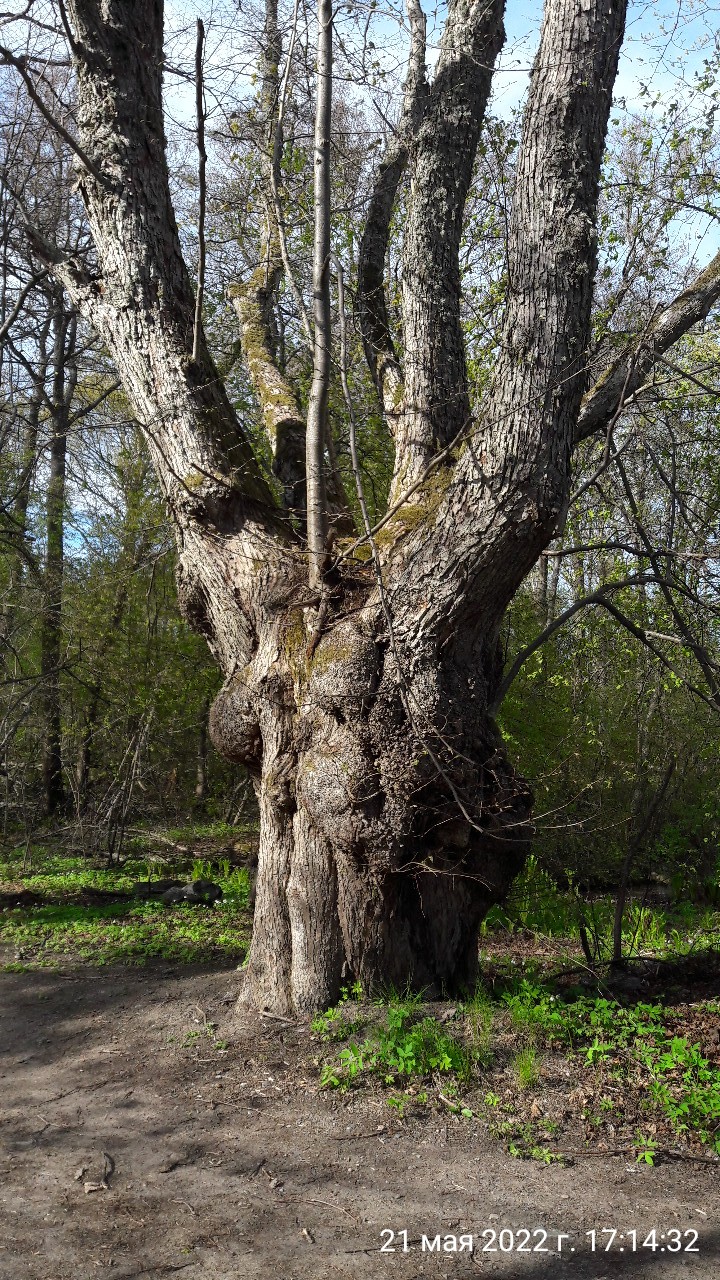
[1,962,718,1280]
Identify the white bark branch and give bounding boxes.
[306,0,333,587]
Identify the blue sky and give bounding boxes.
[163,0,720,125]
[486,0,720,116]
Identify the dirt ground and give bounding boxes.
[1,962,718,1280]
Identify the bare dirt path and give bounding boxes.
[1,963,718,1280]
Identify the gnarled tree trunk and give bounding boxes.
[23,0,720,1012]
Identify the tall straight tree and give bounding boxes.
[7,0,720,1013]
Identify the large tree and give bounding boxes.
[5,0,720,1013]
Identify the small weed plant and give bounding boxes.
[319,993,475,1090]
[512,1044,540,1090]
[311,981,365,1042]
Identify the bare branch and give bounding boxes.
[269,0,313,348]
[614,453,720,701]
[0,42,104,183]
[0,266,47,343]
[490,574,655,714]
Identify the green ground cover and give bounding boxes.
[2,831,719,1165]
[313,979,720,1163]
[0,837,252,968]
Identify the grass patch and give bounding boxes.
[1,898,250,967]
[311,973,720,1163]
[512,1044,540,1090]
[497,977,720,1158]
[480,855,720,963]
[317,991,478,1091]
[0,838,252,968]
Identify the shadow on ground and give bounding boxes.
[1,964,718,1280]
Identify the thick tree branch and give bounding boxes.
[576,251,720,444]
[229,255,306,515]
[229,0,314,522]
[306,0,333,587]
[357,0,426,420]
[31,0,297,677]
[389,0,628,651]
[394,0,505,494]
[55,1,279,529]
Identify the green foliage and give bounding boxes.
[512,1045,540,1090]
[491,1117,561,1164]
[498,979,720,1155]
[482,854,720,963]
[0,898,249,967]
[0,840,252,967]
[191,858,251,907]
[642,1038,720,1150]
[318,993,475,1090]
[2,408,242,830]
[310,981,366,1042]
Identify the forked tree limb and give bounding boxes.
[489,573,656,714]
[389,0,629,643]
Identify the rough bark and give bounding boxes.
[50,0,292,687]
[47,0,621,1013]
[229,253,307,516]
[357,0,426,421]
[394,0,506,494]
[383,0,628,648]
[228,0,350,532]
[209,604,531,1012]
[228,0,306,518]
